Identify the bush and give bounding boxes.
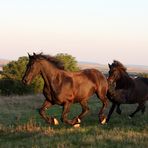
[55,53,79,71]
[139,73,148,78]
[0,53,79,95]
[1,56,43,95]
[0,79,34,95]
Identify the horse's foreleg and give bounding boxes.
[61,102,73,125]
[72,100,90,124]
[116,104,122,114]
[129,103,145,118]
[79,100,90,119]
[39,100,53,124]
[106,103,116,123]
[141,105,146,114]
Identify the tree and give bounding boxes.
[1,53,79,95]
[138,73,148,78]
[55,53,79,71]
[2,56,28,80]
[1,56,44,94]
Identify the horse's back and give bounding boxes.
[82,69,107,84]
[136,77,148,86]
[82,69,108,93]
[133,77,148,101]
[135,77,148,89]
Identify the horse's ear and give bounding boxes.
[28,53,31,58]
[33,52,37,59]
[108,64,111,69]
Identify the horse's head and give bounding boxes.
[107,60,126,85]
[22,53,41,85]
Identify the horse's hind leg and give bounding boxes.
[97,90,109,124]
[129,103,145,118]
[141,105,146,114]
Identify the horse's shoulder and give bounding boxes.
[134,77,148,87]
[57,71,74,84]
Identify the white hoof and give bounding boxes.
[77,118,81,123]
[53,118,59,125]
[73,123,80,128]
[101,117,107,125]
[128,116,132,120]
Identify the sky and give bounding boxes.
[0,0,148,65]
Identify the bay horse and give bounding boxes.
[107,60,148,122]
[22,53,108,126]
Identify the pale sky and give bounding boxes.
[0,0,148,65]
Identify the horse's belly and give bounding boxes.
[74,86,95,102]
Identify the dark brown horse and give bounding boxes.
[22,53,108,126]
[107,60,148,122]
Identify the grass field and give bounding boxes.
[0,94,147,148]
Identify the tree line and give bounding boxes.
[0,53,148,96]
[0,53,79,95]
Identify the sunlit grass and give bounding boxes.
[0,95,148,148]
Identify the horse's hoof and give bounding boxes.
[72,117,81,125]
[53,118,59,125]
[116,110,122,115]
[73,123,80,128]
[77,118,81,123]
[128,116,132,120]
[101,117,107,125]
[99,115,107,125]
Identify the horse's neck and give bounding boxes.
[116,72,134,89]
[40,62,58,87]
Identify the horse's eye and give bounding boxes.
[113,70,118,76]
[109,71,111,75]
[109,70,113,75]
[27,61,34,68]
[26,64,30,68]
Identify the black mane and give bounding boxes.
[112,60,127,71]
[33,53,64,70]
[111,60,134,89]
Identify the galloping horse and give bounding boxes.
[22,53,109,126]
[107,60,148,122]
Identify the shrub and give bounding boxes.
[0,79,34,95]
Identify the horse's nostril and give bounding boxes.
[22,79,27,84]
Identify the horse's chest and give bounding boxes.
[110,89,128,103]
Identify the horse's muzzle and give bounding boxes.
[22,78,29,85]
[107,78,114,85]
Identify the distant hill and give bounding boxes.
[78,62,108,73]
[78,61,148,74]
[0,58,148,74]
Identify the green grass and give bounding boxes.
[0,95,148,148]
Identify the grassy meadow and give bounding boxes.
[0,94,147,148]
